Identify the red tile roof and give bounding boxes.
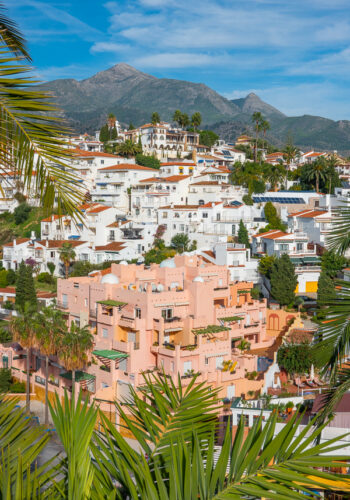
[160,205,199,210]
[3,238,30,247]
[71,149,122,158]
[41,214,64,222]
[200,201,222,208]
[94,242,126,251]
[252,230,290,239]
[90,267,112,277]
[288,210,328,218]
[190,181,230,186]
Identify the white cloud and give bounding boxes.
[130,52,230,69]
[90,42,130,54]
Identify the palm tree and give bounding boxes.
[261,118,270,153]
[116,139,142,158]
[151,112,160,125]
[58,242,76,279]
[86,371,350,498]
[173,109,182,126]
[237,339,251,353]
[191,111,202,131]
[251,111,263,162]
[283,143,300,170]
[36,306,65,425]
[264,163,286,191]
[0,5,84,219]
[179,113,190,129]
[10,303,38,413]
[59,322,94,401]
[305,157,328,192]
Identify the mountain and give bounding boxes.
[38,63,350,153]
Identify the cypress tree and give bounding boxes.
[99,124,109,143]
[15,261,27,312]
[237,219,250,248]
[110,126,118,140]
[270,254,298,306]
[24,265,37,310]
[317,271,336,307]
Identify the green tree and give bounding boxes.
[58,242,76,279]
[191,111,202,130]
[251,111,264,162]
[173,109,182,126]
[199,130,219,148]
[277,341,317,376]
[0,368,12,392]
[264,163,286,191]
[116,139,142,158]
[24,265,37,309]
[13,203,31,224]
[283,141,300,170]
[59,322,93,401]
[317,271,336,308]
[179,112,190,129]
[304,157,328,192]
[242,193,253,205]
[151,112,160,124]
[270,254,297,305]
[237,339,251,353]
[10,303,38,413]
[237,219,250,248]
[15,261,26,312]
[135,153,161,169]
[47,261,55,276]
[258,254,276,278]
[261,119,270,152]
[36,306,65,425]
[321,250,346,277]
[128,122,135,130]
[260,201,286,232]
[70,260,94,277]
[171,233,190,253]
[99,123,109,143]
[0,269,8,288]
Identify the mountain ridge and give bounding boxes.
[38,63,350,153]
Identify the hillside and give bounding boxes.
[38,63,350,153]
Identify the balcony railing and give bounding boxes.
[57,301,68,310]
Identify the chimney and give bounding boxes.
[31,231,36,241]
[46,239,49,248]
[170,202,174,209]
[13,239,16,248]
[192,149,197,164]
[211,202,215,208]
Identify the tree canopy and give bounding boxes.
[199,130,218,148]
[237,220,250,248]
[270,254,297,305]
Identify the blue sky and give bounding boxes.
[8,0,350,120]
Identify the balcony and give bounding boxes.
[57,301,68,310]
[119,315,137,329]
[3,255,11,261]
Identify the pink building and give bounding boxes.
[55,255,273,403]
[0,256,275,420]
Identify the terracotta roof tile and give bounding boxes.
[98,164,155,171]
[95,242,126,251]
[36,240,87,248]
[3,238,30,247]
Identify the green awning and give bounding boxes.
[221,316,243,322]
[302,256,320,263]
[60,370,95,382]
[192,325,230,335]
[97,300,127,307]
[92,349,129,360]
[231,336,243,342]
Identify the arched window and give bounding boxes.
[198,199,204,206]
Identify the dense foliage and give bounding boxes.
[135,153,161,169]
[277,341,319,376]
[14,203,31,225]
[170,233,196,253]
[260,201,286,232]
[258,255,276,278]
[237,219,250,247]
[199,130,219,148]
[270,254,297,305]
[321,249,347,277]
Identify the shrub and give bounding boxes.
[242,194,253,205]
[0,269,8,288]
[37,272,53,284]
[14,203,31,225]
[0,368,12,392]
[6,269,16,285]
[10,381,25,393]
[0,327,12,343]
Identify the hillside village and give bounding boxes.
[2,108,350,495]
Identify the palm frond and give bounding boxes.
[327,203,350,253]
[314,366,350,425]
[0,4,30,60]
[49,390,98,499]
[0,44,85,220]
[312,278,350,377]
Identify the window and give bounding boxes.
[161,308,172,320]
[62,294,68,307]
[202,213,208,218]
[171,361,174,372]
[237,414,250,427]
[296,242,303,251]
[109,231,115,241]
[173,224,176,229]
[162,212,168,218]
[216,213,221,221]
[135,307,141,319]
[180,224,185,231]
[73,282,79,289]
[232,225,235,235]
[215,356,224,369]
[84,298,88,307]
[279,244,288,251]
[50,251,55,258]
[119,357,127,372]
[205,357,209,365]
[184,361,192,373]
[102,328,108,338]
[101,160,104,165]
[174,213,180,218]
